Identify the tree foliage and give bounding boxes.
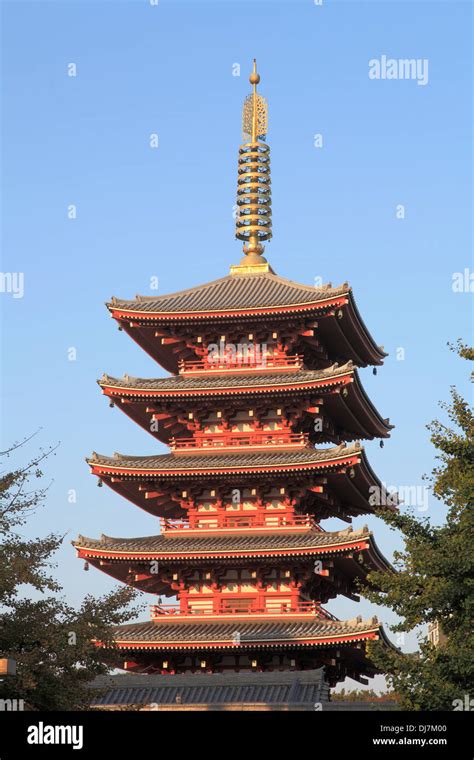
[331,688,399,703]
[363,341,474,710]
[0,436,141,710]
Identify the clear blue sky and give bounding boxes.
[1,1,472,690]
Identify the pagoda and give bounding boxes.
[75,61,396,686]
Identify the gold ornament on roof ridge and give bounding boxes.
[231,59,273,275]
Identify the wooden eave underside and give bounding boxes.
[108,289,385,372]
[74,533,389,568]
[86,445,386,518]
[98,367,392,443]
[74,532,391,598]
[111,632,378,650]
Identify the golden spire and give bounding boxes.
[231,59,273,275]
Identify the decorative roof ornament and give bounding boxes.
[231,60,274,275]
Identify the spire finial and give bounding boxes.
[231,61,273,275]
[250,58,260,85]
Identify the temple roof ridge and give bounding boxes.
[88,440,362,466]
[73,525,375,549]
[98,360,356,388]
[72,527,392,572]
[107,270,351,311]
[108,615,392,640]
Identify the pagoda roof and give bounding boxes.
[106,615,390,651]
[74,526,391,601]
[99,361,392,443]
[88,442,393,519]
[89,441,368,476]
[102,616,396,682]
[108,272,351,318]
[107,271,386,369]
[102,361,356,396]
[73,526,391,571]
[100,361,354,394]
[89,669,330,708]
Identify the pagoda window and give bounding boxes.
[196,518,219,528]
[188,600,213,612]
[264,516,280,527]
[265,598,292,610]
[221,598,253,613]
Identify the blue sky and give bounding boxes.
[1,1,472,690]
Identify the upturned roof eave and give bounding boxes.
[106,271,350,316]
[72,529,375,558]
[97,362,355,395]
[98,616,387,650]
[85,443,365,476]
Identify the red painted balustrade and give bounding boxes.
[170,430,308,451]
[179,354,303,375]
[159,513,322,532]
[150,600,320,618]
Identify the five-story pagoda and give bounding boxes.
[74,62,395,686]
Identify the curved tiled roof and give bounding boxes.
[90,669,330,707]
[107,271,386,369]
[108,273,349,316]
[99,362,354,393]
[74,526,375,556]
[110,616,382,646]
[88,441,363,473]
[99,362,392,443]
[73,526,392,571]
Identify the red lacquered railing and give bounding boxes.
[170,430,308,451]
[150,600,319,618]
[179,354,303,374]
[160,513,321,532]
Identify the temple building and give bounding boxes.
[74,61,396,689]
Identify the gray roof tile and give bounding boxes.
[112,616,381,645]
[100,362,354,392]
[74,526,374,555]
[108,272,349,315]
[88,442,363,472]
[90,669,329,706]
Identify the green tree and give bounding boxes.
[0,436,141,710]
[363,341,474,710]
[331,688,399,703]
